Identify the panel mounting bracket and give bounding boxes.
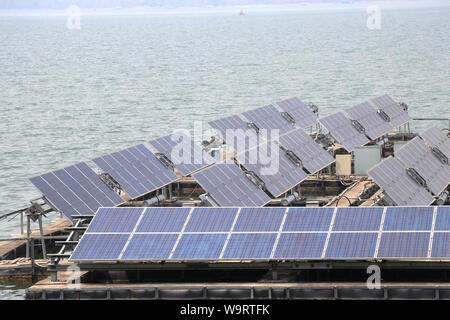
[99,172,121,193]
[246,122,260,135]
[155,153,175,171]
[351,120,366,135]
[431,147,448,165]
[406,167,427,188]
[376,109,391,122]
[280,111,296,125]
[245,170,266,190]
[285,150,303,168]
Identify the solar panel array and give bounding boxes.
[29,163,124,220]
[208,115,260,153]
[276,97,318,128]
[278,129,335,173]
[92,144,179,199]
[368,156,435,206]
[192,163,271,207]
[70,206,450,262]
[420,126,450,159]
[319,111,370,152]
[242,104,295,139]
[149,131,215,176]
[235,142,308,197]
[370,94,410,127]
[345,101,393,140]
[395,137,450,195]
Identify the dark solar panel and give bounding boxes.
[276,97,318,128]
[345,101,393,139]
[370,94,410,127]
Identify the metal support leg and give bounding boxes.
[20,211,23,235]
[26,215,31,258]
[30,239,35,275]
[38,215,47,259]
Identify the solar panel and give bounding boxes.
[172,234,228,260]
[136,207,191,232]
[278,129,335,174]
[368,156,435,206]
[70,234,129,261]
[430,233,450,258]
[274,233,327,259]
[377,232,430,258]
[222,233,277,259]
[383,207,434,231]
[29,162,124,220]
[185,208,238,232]
[235,142,308,197]
[395,137,450,195]
[332,207,384,231]
[192,163,271,207]
[325,233,378,259]
[276,97,318,128]
[233,208,285,232]
[93,144,178,199]
[434,207,450,231]
[319,111,369,152]
[70,206,448,262]
[345,101,393,139]
[149,131,215,176]
[122,234,178,260]
[282,207,334,231]
[420,126,450,159]
[208,115,260,153]
[369,94,410,127]
[242,104,295,139]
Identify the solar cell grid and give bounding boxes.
[242,104,295,139]
[87,207,143,233]
[277,129,335,174]
[222,233,277,259]
[368,157,435,206]
[332,207,384,231]
[184,208,238,232]
[395,137,450,195]
[319,112,369,152]
[235,142,308,197]
[431,233,450,258]
[345,102,393,139]
[192,163,271,207]
[276,97,318,128]
[282,207,334,231]
[71,234,129,260]
[273,233,327,259]
[325,233,378,258]
[233,208,286,232]
[383,207,434,231]
[121,234,178,260]
[420,126,450,160]
[370,94,410,127]
[434,207,450,231]
[377,232,430,258]
[149,131,215,176]
[136,207,191,233]
[172,234,228,260]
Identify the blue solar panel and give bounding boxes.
[29,176,80,218]
[184,208,238,232]
[377,232,430,258]
[235,142,308,197]
[383,207,434,231]
[87,208,143,233]
[434,207,450,231]
[222,233,277,259]
[282,207,334,231]
[121,234,178,260]
[273,233,327,259]
[93,145,178,199]
[192,163,271,207]
[136,207,191,233]
[172,234,228,260]
[431,233,450,258]
[325,233,378,258]
[332,207,384,231]
[70,234,129,260]
[149,131,215,176]
[233,208,286,232]
[242,104,295,139]
[276,97,318,128]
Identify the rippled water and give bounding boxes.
[1,5,449,299]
